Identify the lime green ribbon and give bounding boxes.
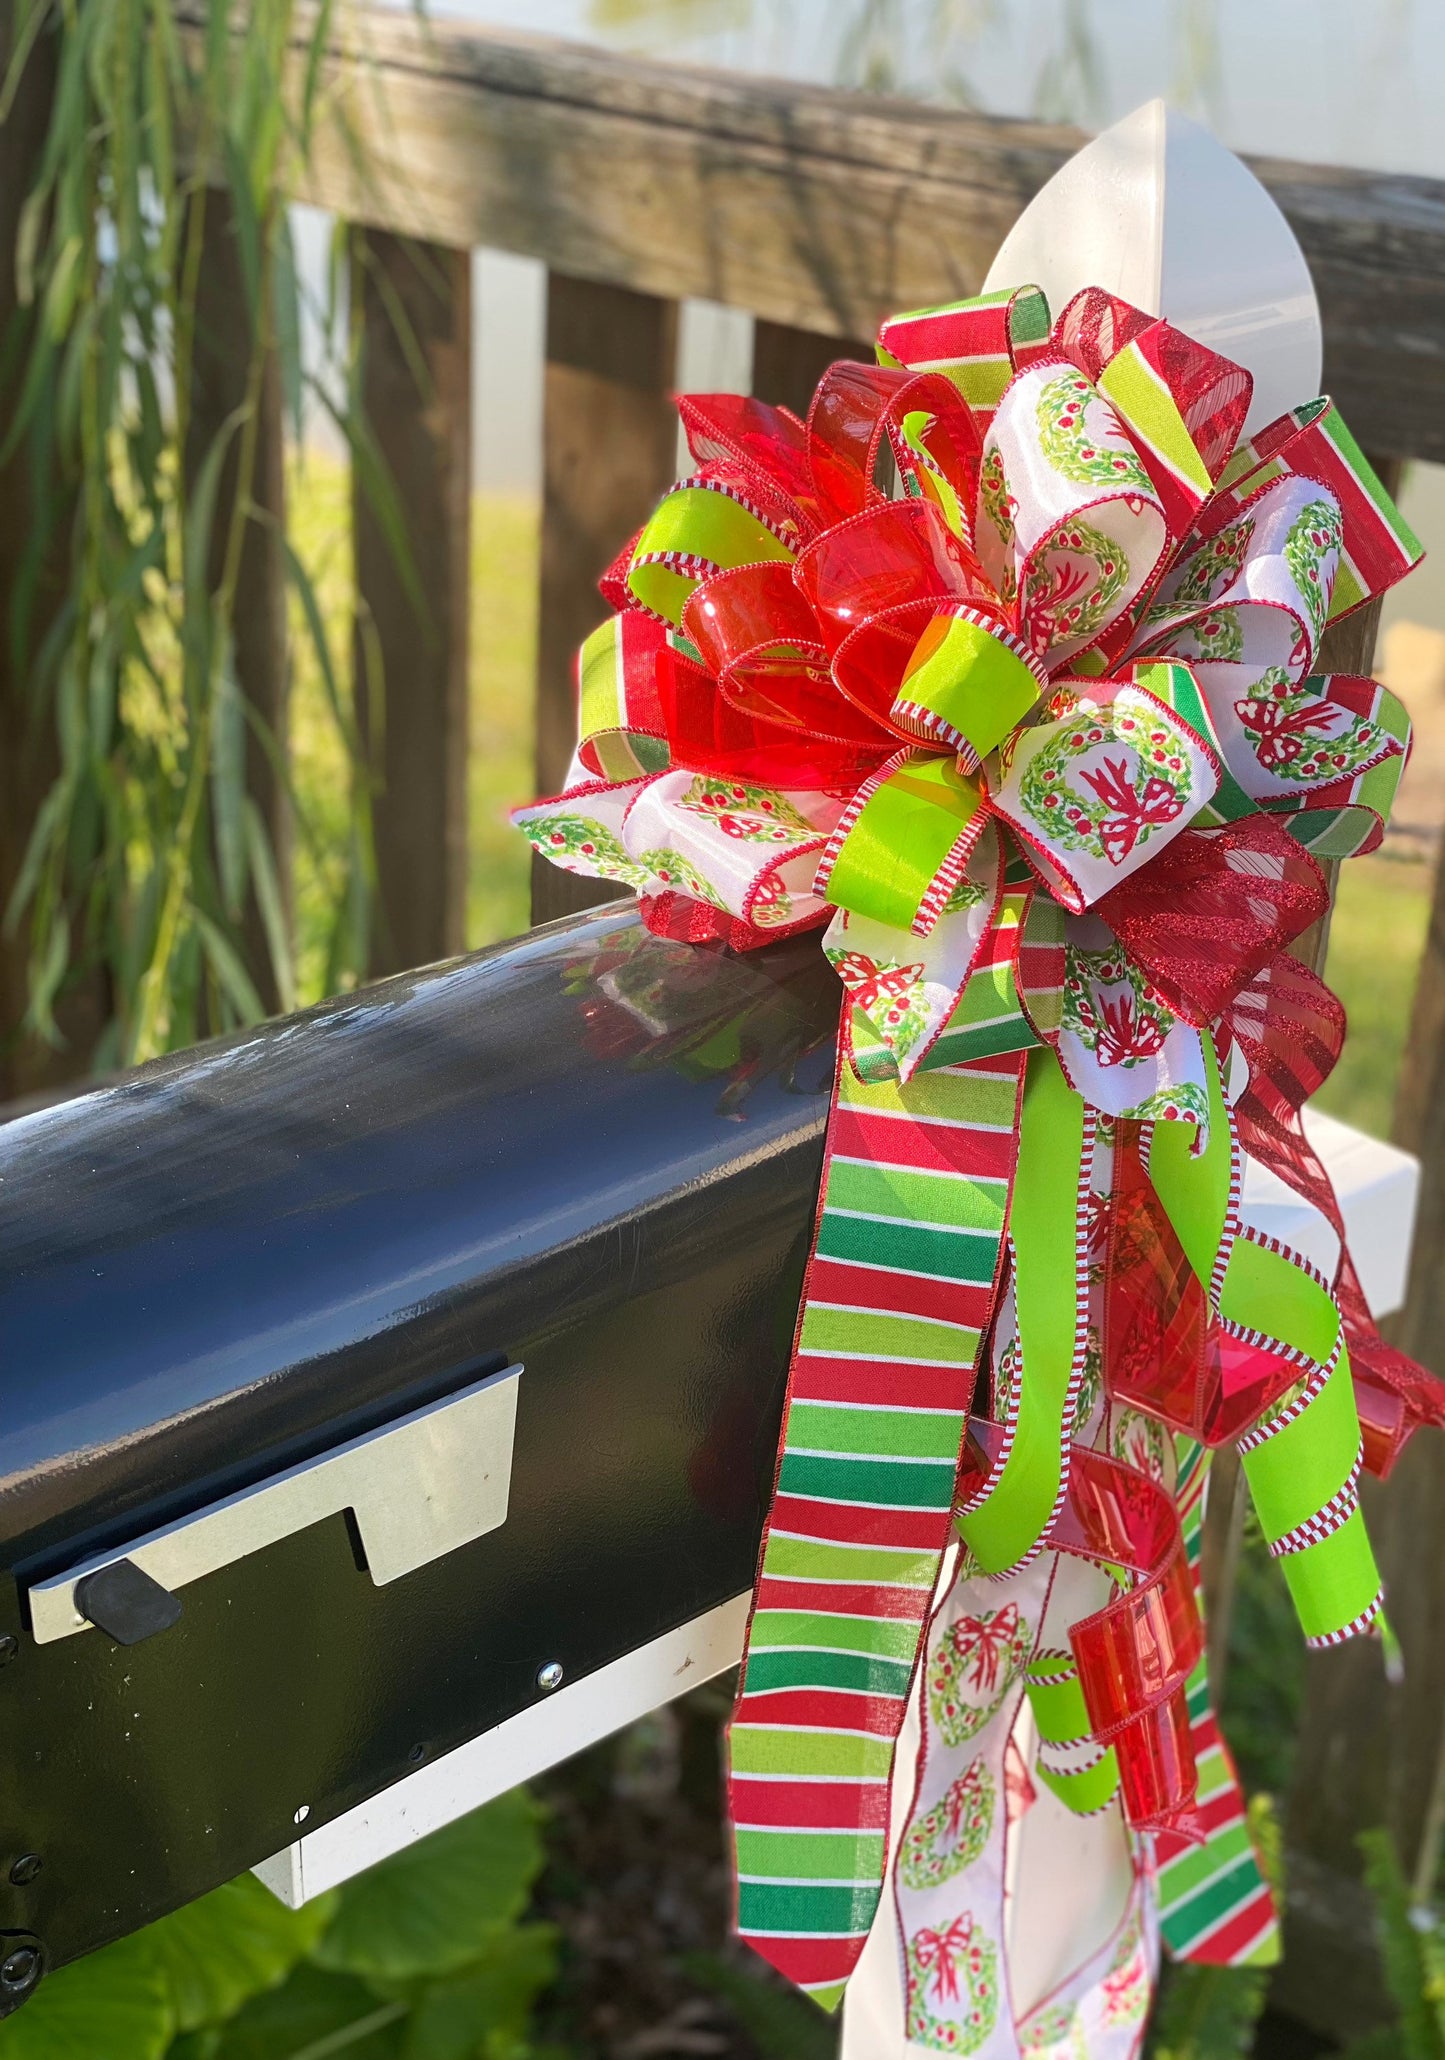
[1025,1649,1122,1815]
[956,1033,1376,1699]
[628,481,793,625]
[825,754,987,934]
[1148,1043,1380,1647]
[896,611,1043,762]
[956,1045,1087,1574]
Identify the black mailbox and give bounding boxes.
[0,907,836,1984]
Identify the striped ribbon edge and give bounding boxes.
[727,1041,1029,2008]
[1142,1095,1383,1651]
[1153,1438,1281,1968]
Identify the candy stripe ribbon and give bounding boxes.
[729,1050,1026,2004]
[1154,1440,1281,1967]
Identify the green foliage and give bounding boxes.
[1318,855,1433,1139]
[683,1950,838,2060]
[1149,1958,1269,2060]
[0,1933,173,2060]
[2,0,375,1070]
[315,1794,545,1987]
[0,1793,557,2060]
[1220,1514,1306,1797]
[144,1874,336,2034]
[1338,1830,1445,2060]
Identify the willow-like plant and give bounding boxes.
[3,0,373,1070]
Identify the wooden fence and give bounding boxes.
[7,6,1445,2036]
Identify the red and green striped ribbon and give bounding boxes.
[1155,1438,1280,1965]
[728,1049,1027,2008]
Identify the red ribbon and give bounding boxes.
[961,1417,1203,1835]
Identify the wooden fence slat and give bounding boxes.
[750,321,873,417]
[531,273,678,927]
[187,185,291,1013]
[242,7,1445,465]
[353,231,472,975]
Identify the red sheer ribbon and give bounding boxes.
[1222,956,1445,1475]
[1104,1123,1305,1447]
[637,890,821,953]
[1096,817,1328,1029]
[960,1419,1203,1836]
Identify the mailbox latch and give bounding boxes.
[27,1362,522,1646]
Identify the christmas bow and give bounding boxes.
[516,279,1438,2008]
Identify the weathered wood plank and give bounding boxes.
[750,321,873,419]
[353,232,472,974]
[186,184,291,1013]
[531,274,678,927]
[253,8,1445,464]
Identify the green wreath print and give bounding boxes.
[823,946,933,1063]
[1023,516,1132,650]
[899,1760,996,1890]
[636,848,729,906]
[1020,2001,1088,2060]
[1282,496,1344,643]
[1034,372,1152,497]
[1062,943,1177,1070]
[1124,1080,1211,1126]
[530,813,649,888]
[748,871,796,928]
[1152,605,1245,665]
[1154,513,1256,616]
[928,1602,1032,1746]
[906,1918,1001,2054]
[1235,665,1391,784]
[678,776,818,845]
[1020,700,1196,867]
[978,445,1019,606]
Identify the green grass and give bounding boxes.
[287,459,538,1004]
[1317,852,1431,1139]
[467,495,540,951]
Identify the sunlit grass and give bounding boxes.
[1317,852,1430,1139]
[286,453,357,1006]
[286,457,539,1004]
[468,495,539,951]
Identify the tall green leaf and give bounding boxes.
[314,1793,549,1987]
[0,1934,172,2060]
[207,1962,405,2060]
[4,0,380,1073]
[143,1875,337,2035]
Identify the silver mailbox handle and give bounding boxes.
[28,1363,522,1645]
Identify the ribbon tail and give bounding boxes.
[1154,1440,1282,1967]
[1146,1040,1384,1650]
[727,1037,1026,2006]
